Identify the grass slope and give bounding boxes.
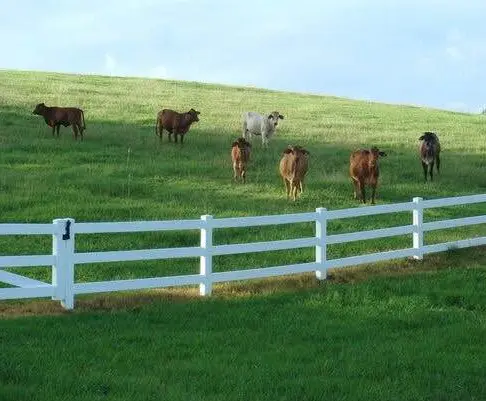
[1,69,486,399]
[0,69,485,284]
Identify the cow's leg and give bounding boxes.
[77,124,84,141]
[168,130,172,142]
[174,133,178,143]
[242,121,249,140]
[72,125,79,140]
[242,167,246,184]
[359,180,366,203]
[52,125,56,136]
[283,178,290,198]
[351,178,359,200]
[436,155,440,175]
[180,134,184,145]
[233,162,238,182]
[292,183,298,201]
[429,161,434,181]
[299,180,304,194]
[422,161,428,182]
[370,184,377,205]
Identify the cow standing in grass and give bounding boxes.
[155,108,200,144]
[349,147,387,204]
[242,111,284,148]
[419,132,441,182]
[231,137,252,183]
[279,145,310,201]
[33,103,86,140]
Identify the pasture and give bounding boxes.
[1,69,486,400]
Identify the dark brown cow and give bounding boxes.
[349,147,387,204]
[419,131,441,182]
[155,108,200,144]
[279,145,310,201]
[33,103,86,140]
[231,137,252,183]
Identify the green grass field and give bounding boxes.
[1,69,486,400]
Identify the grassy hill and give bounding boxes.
[0,69,485,283]
[1,70,486,400]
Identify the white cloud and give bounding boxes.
[445,46,463,61]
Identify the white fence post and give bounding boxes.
[52,218,75,309]
[315,207,327,280]
[200,215,213,296]
[412,197,423,260]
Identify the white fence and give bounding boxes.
[1,194,486,310]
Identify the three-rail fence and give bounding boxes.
[1,194,486,309]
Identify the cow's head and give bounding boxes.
[188,108,200,122]
[232,137,252,149]
[33,103,46,115]
[419,132,438,157]
[283,145,310,157]
[370,146,387,158]
[268,111,284,128]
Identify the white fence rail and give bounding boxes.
[1,195,486,310]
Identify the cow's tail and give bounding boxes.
[155,116,160,138]
[80,110,86,131]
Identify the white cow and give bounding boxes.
[242,111,284,148]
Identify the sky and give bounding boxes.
[1,0,485,113]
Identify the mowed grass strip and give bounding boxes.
[1,262,486,401]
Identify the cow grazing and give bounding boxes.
[349,147,387,204]
[419,131,441,182]
[279,145,310,201]
[242,111,284,148]
[32,103,86,140]
[155,108,200,144]
[231,137,252,183]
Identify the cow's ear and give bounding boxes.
[419,135,425,140]
[196,110,200,115]
[379,151,387,157]
[279,114,284,120]
[283,148,293,154]
[268,114,275,120]
[232,141,238,147]
[303,149,310,155]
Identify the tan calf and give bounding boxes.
[231,138,252,183]
[279,145,310,201]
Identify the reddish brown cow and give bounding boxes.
[349,147,387,204]
[231,137,252,183]
[155,108,200,144]
[33,103,86,140]
[279,145,310,201]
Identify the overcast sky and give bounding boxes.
[1,0,485,113]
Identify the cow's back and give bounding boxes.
[243,112,264,134]
[159,109,178,130]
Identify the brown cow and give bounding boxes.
[33,103,86,140]
[349,147,387,204]
[155,108,200,144]
[419,131,441,182]
[231,137,252,183]
[279,145,310,201]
